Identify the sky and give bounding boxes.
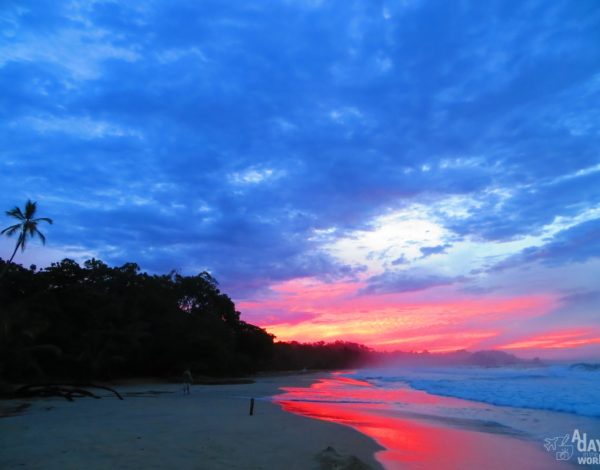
[1,0,599,358]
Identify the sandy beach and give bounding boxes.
[0,373,382,470]
[2,371,597,469]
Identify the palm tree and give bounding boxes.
[1,200,53,270]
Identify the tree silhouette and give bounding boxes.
[0,257,373,381]
[1,200,52,279]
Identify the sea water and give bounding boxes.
[350,363,600,418]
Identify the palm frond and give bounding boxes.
[3,201,51,259]
[24,200,37,219]
[1,223,21,236]
[36,230,47,245]
[25,222,37,236]
[6,207,25,220]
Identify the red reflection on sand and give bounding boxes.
[276,377,569,470]
[280,376,480,407]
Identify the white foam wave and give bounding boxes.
[351,363,600,417]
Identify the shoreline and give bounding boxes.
[275,373,586,469]
[0,373,383,469]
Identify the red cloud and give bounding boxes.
[239,277,562,353]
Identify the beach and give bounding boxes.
[2,371,598,469]
[0,373,382,470]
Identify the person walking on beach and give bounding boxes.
[182,368,193,395]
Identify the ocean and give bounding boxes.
[351,363,600,418]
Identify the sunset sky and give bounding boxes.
[1,1,599,358]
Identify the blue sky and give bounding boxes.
[1,0,599,356]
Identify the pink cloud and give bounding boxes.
[497,328,600,351]
[238,276,568,353]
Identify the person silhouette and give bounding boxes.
[182,368,193,395]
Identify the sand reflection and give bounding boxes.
[276,376,571,470]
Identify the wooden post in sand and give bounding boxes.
[249,398,255,416]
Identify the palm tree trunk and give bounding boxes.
[8,239,20,263]
[0,236,22,281]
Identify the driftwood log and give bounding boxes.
[15,383,124,401]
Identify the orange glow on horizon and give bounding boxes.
[239,276,564,353]
[238,276,600,357]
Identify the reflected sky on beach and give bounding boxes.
[275,374,585,469]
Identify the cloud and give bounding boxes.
[0,3,140,80]
[391,254,409,266]
[490,218,600,271]
[419,243,451,258]
[0,0,598,355]
[360,271,460,295]
[228,168,281,185]
[12,115,141,139]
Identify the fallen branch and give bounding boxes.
[14,383,124,401]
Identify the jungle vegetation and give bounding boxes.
[0,258,372,381]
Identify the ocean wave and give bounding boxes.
[351,364,600,418]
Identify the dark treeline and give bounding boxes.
[0,258,372,382]
[269,341,372,371]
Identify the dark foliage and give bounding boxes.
[270,341,373,371]
[0,258,371,382]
